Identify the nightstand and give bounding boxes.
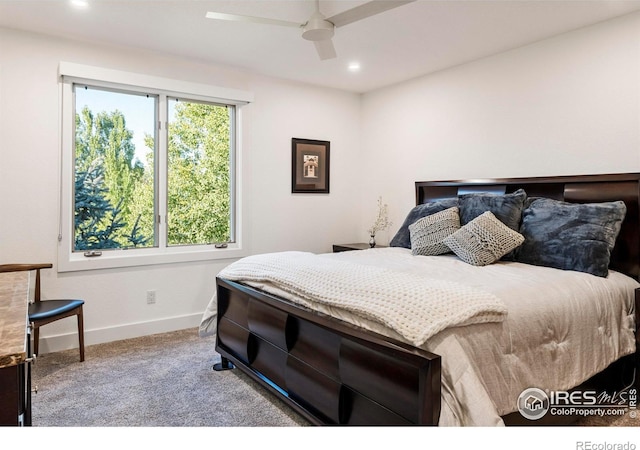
[332,243,386,253]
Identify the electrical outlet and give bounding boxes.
[146,290,156,304]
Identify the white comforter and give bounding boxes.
[217,251,507,347]
[199,247,638,426]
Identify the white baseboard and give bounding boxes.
[35,313,203,356]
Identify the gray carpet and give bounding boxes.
[31,327,635,428]
[32,328,309,427]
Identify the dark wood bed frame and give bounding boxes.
[213,173,640,425]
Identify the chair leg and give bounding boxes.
[33,325,40,357]
[77,306,85,362]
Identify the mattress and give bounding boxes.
[200,247,638,426]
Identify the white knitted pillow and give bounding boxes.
[443,211,525,266]
[409,206,460,256]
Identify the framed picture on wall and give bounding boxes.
[291,138,330,194]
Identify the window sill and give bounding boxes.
[57,244,248,272]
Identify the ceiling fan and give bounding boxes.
[205,0,416,61]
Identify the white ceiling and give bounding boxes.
[2,0,640,93]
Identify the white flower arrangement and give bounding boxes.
[367,196,392,237]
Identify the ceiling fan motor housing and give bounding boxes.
[302,14,335,41]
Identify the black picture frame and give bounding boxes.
[291,138,330,194]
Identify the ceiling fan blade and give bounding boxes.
[326,0,416,28]
[205,11,302,28]
[314,39,337,60]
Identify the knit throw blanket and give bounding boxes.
[219,251,507,347]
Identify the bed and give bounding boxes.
[199,173,640,426]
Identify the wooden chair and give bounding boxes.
[0,263,85,362]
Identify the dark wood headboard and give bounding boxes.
[415,173,640,280]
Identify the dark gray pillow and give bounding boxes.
[458,189,527,231]
[514,198,626,277]
[390,198,458,249]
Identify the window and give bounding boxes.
[74,86,157,251]
[166,98,235,247]
[58,63,252,271]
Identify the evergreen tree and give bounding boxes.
[74,160,125,250]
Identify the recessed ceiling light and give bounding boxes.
[348,62,361,72]
[70,0,89,9]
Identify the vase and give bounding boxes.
[369,235,376,248]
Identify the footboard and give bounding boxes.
[215,277,442,425]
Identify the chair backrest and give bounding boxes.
[0,263,53,302]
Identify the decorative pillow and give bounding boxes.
[390,198,458,249]
[443,211,525,266]
[514,198,626,277]
[458,188,527,231]
[409,207,460,256]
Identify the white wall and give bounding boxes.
[247,77,363,254]
[360,11,640,236]
[0,27,362,353]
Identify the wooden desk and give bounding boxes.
[0,271,32,426]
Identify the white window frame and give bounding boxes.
[57,62,253,272]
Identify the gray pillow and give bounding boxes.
[409,207,460,256]
[390,198,458,249]
[458,188,527,231]
[443,211,525,266]
[513,198,626,277]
